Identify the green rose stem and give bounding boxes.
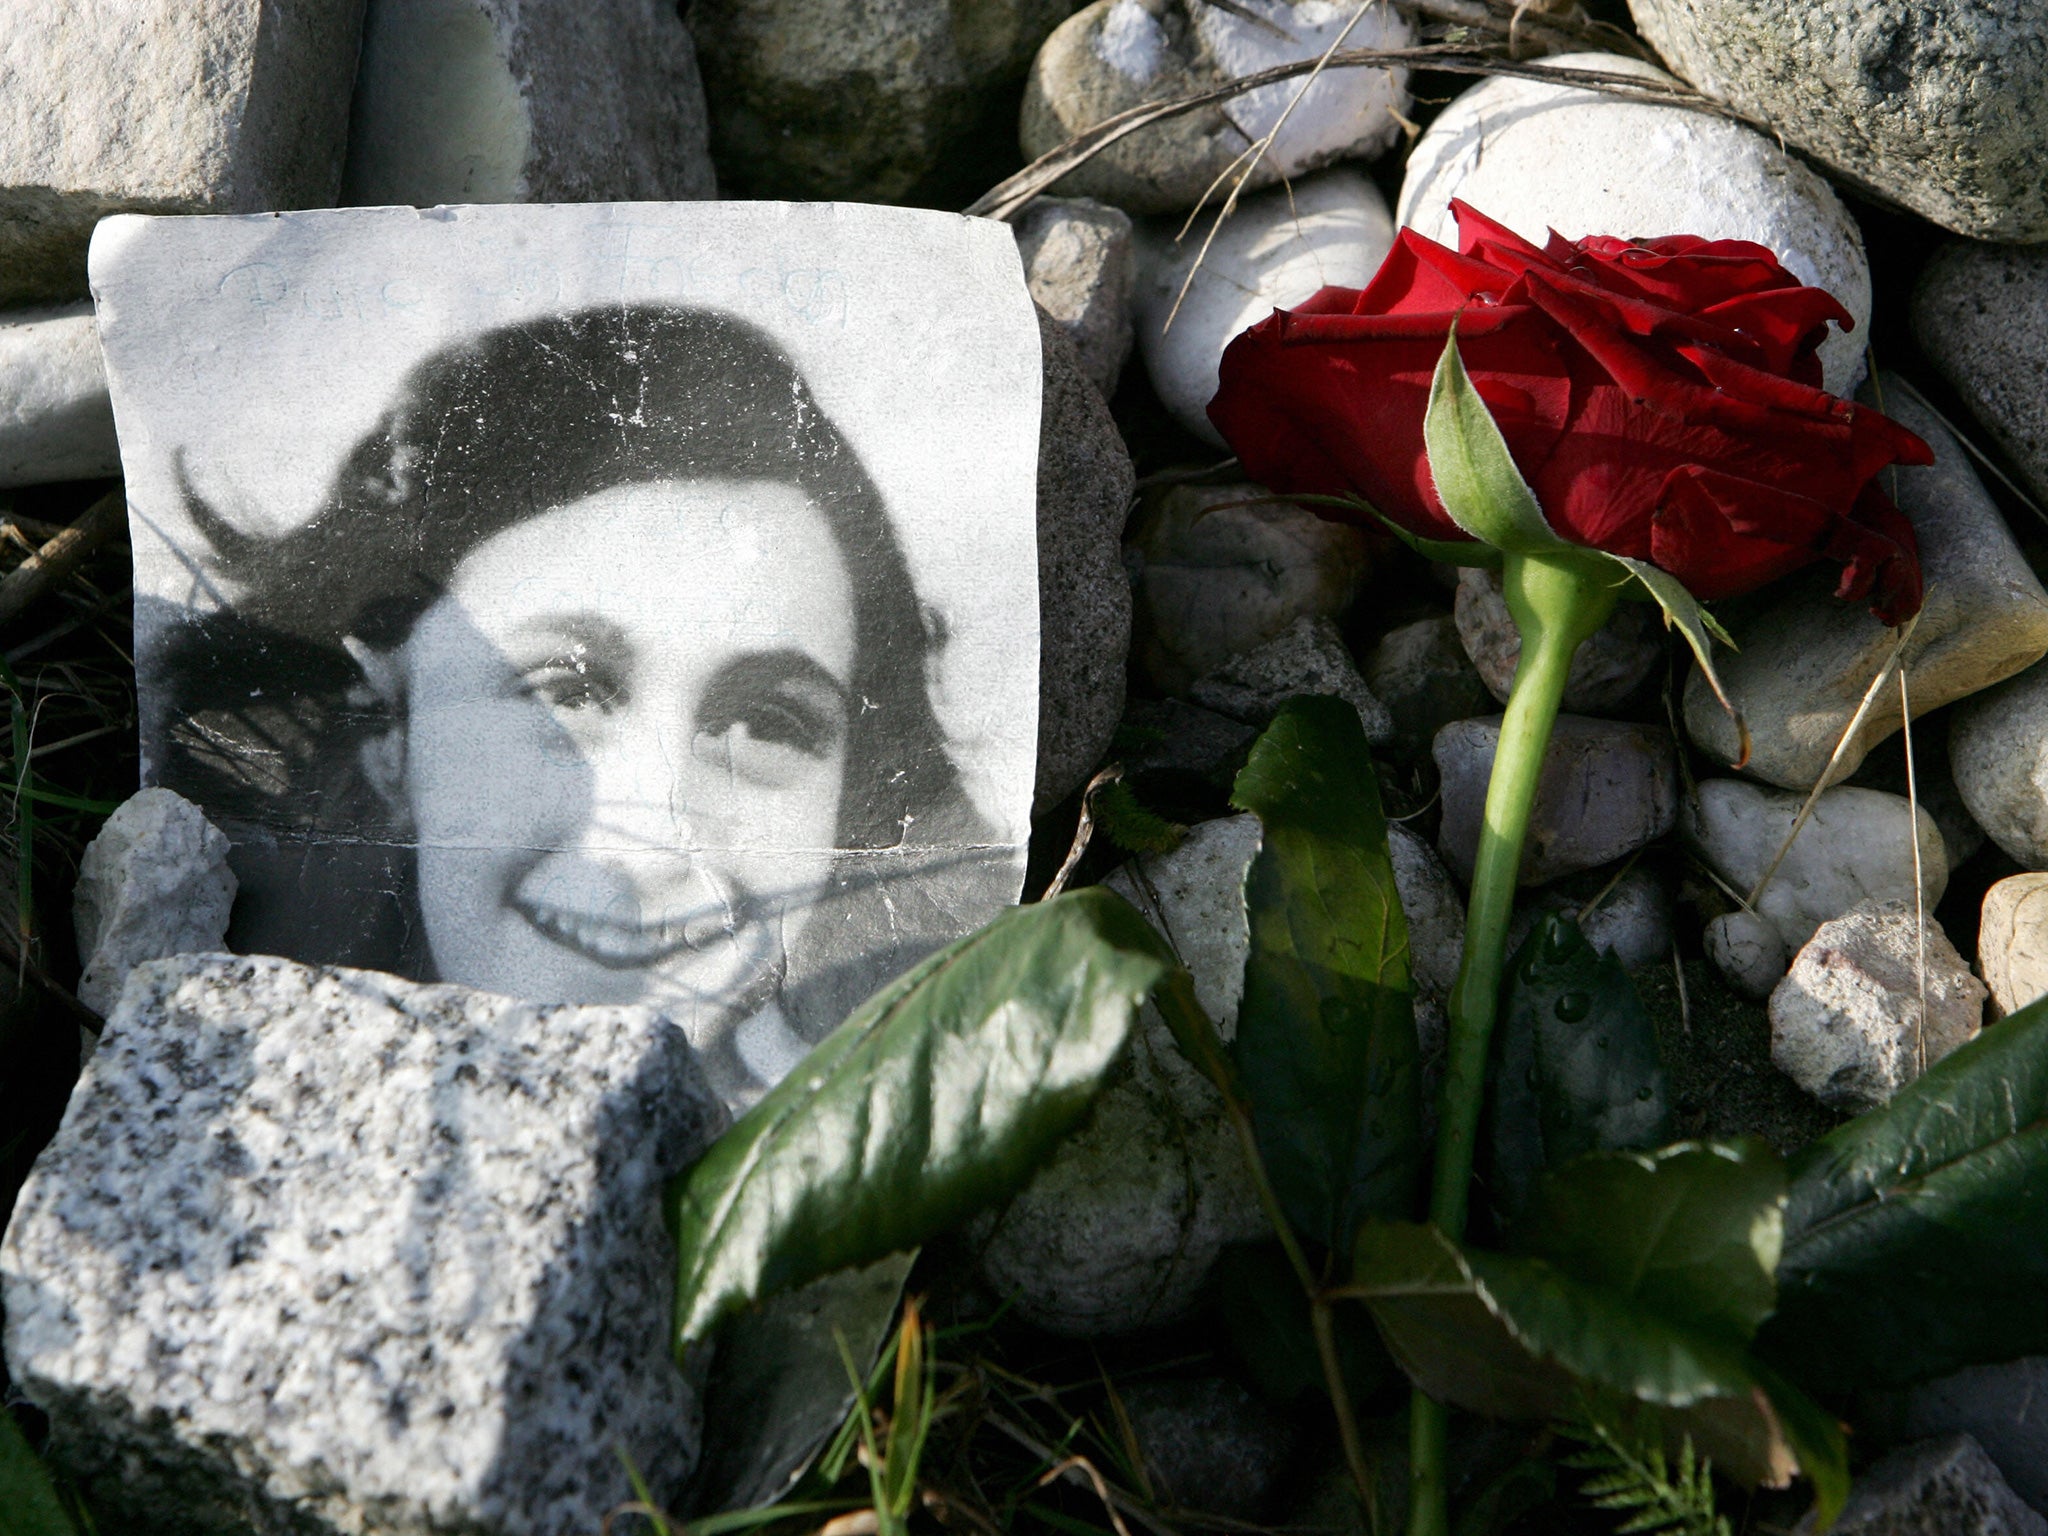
[1408,546,1619,1536]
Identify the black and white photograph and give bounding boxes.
[91,203,1044,1107]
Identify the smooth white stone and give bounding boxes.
[0,304,118,488]
[1134,167,1395,445]
[1397,53,1871,394]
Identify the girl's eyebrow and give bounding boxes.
[704,648,852,703]
[504,613,630,659]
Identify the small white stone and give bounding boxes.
[1359,614,1493,760]
[0,0,365,304]
[1134,168,1395,444]
[1397,53,1871,394]
[1705,909,1789,1001]
[1684,779,1948,955]
[72,788,236,1019]
[2,953,726,1535]
[1978,873,2048,1020]
[1950,652,2048,872]
[1024,0,1412,216]
[344,0,717,206]
[1684,377,2048,788]
[1390,821,1464,1062]
[1769,902,1984,1113]
[0,304,118,488]
[1015,196,1136,397]
[1129,482,1371,692]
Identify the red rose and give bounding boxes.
[1207,201,1932,625]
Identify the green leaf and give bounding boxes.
[1488,915,1672,1222]
[1422,325,1566,555]
[1229,696,1422,1250]
[0,1409,76,1536]
[1349,1220,1838,1502]
[1762,992,2048,1392]
[1511,1142,1784,1348]
[1599,554,1747,766]
[667,889,1175,1350]
[1267,490,1503,568]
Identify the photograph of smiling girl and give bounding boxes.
[97,206,1043,1110]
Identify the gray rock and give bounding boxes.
[1036,306,1136,813]
[1684,779,1949,955]
[1951,658,2048,870]
[0,953,725,1536]
[1134,168,1395,444]
[1915,242,2048,517]
[1979,873,2048,1020]
[1021,0,1412,216]
[1818,1434,2045,1536]
[1115,698,1257,785]
[1684,377,2048,789]
[692,0,1068,200]
[1769,901,1984,1113]
[341,0,715,206]
[1123,1376,1292,1519]
[1630,0,2048,243]
[1705,909,1790,1001]
[1014,197,1135,398]
[976,816,1267,1337]
[71,789,236,1020]
[1454,567,1665,715]
[1434,716,1680,887]
[1361,615,1494,761]
[0,304,118,488]
[0,0,366,304]
[1397,52,1872,394]
[1390,822,1464,1063]
[1188,615,1393,746]
[1510,863,1674,974]
[1129,481,1372,694]
[1879,1361,2048,1515]
[1850,722,1988,870]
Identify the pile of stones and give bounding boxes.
[6,0,2048,1530]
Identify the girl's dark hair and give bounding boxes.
[157,303,968,855]
[151,307,991,991]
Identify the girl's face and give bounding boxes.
[387,477,856,1042]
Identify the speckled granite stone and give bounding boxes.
[0,953,726,1536]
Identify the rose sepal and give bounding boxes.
[1424,324,1747,760]
[1276,489,1504,569]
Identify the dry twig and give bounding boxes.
[0,490,126,634]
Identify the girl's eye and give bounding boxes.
[519,659,622,715]
[693,653,848,783]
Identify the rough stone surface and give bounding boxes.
[1630,0,2048,243]
[1361,614,1494,761]
[342,0,716,206]
[1684,779,1949,955]
[1819,1434,2046,1536]
[1398,53,1871,394]
[1915,242,2048,515]
[1685,377,2048,789]
[1123,1377,1292,1520]
[1389,822,1464,1063]
[1979,874,2048,1020]
[72,789,236,1019]
[1706,909,1790,1001]
[1134,168,1395,445]
[1511,863,1674,973]
[1014,196,1135,397]
[693,0,1068,200]
[1115,697,1256,786]
[1455,567,1664,714]
[1951,658,2048,871]
[1880,1361,2048,1515]
[0,303,118,488]
[0,953,726,1536]
[1021,0,1411,215]
[1187,615,1393,745]
[0,0,366,304]
[976,815,1267,1337]
[1036,306,1136,813]
[1769,902,1984,1113]
[1435,715,1680,887]
[1128,482,1371,693]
